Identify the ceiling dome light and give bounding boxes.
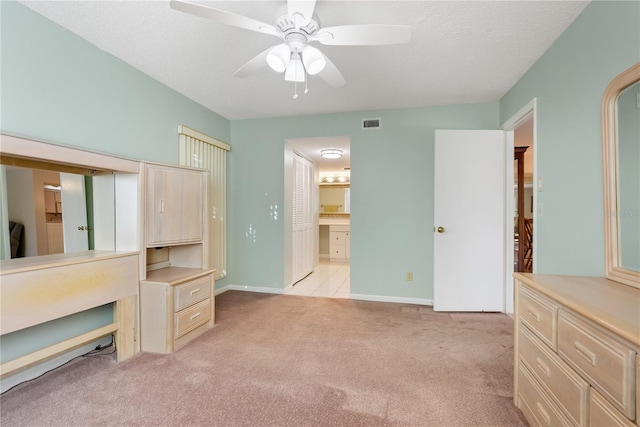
[302,46,326,75]
[285,52,305,82]
[266,44,290,73]
[321,149,343,159]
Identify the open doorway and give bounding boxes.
[285,136,351,298]
[514,118,534,273]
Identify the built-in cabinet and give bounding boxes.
[329,224,350,260]
[514,273,640,427]
[44,189,62,214]
[140,163,214,354]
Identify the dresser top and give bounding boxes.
[515,273,640,347]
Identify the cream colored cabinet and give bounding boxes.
[146,163,205,246]
[44,190,62,213]
[140,267,214,354]
[329,225,350,260]
[514,274,640,427]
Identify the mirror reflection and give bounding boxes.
[617,81,640,272]
[3,165,95,259]
[319,185,350,213]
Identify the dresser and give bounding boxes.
[514,273,640,427]
[140,267,215,354]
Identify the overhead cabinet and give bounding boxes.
[146,164,205,246]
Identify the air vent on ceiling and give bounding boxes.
[362,118,381,130]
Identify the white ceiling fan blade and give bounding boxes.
[170,0,280,37]
[233,47,271,78]
[314,24,412,46]
[288,0,316,27]
[317,53,346,88]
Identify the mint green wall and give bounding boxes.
[1,1,230,161]
[500,1,640,276]
[0,1,229,361]
[228,103,499,299]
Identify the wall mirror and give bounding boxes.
[319,184,350,214]
[0,134,140,261]
[602,62,640,288]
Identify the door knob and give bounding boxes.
[436,226,445,233]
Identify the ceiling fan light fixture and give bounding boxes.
[266,44,291,73]
[321,149,343,159]
[284,52,305,82]
[302,46,326,75]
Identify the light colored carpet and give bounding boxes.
[1,291,528,426]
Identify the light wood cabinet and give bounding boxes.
[329,224,350,260]
[146,163,205,246]
[514,274,640,427]
[140,267,214,354]
[44,189,62,214]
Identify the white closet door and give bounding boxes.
[292,153,314,283]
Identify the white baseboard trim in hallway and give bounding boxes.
[349,293,433,306]
[215,285,284,296]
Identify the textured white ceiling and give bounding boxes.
[20,0,590,121]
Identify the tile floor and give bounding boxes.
[285,259,350,298]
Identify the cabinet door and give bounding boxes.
[44,190,56,213]
[147,166,204,246]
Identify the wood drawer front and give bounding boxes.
[175,299,211,339]
[590,387,635,427]
[331,246,346,258]
[330,232,346,245]
[520,286,558,350]
[558,309,636,420]
[331,225,350,232]
[520,326,589,426]
[519,362,573,427]
[175,276,211,311]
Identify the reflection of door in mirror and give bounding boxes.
[617,82,640,272]
[3,166,91,257]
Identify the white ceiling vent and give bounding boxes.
[362,118,381,130]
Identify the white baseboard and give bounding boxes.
[349,293,433,306]
[215,284,285,296]
[0,336,112,393]
[216,285,433,307]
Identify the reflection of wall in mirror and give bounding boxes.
[6,168,61,257]
[617,82,640,271]
[320,187,350,213]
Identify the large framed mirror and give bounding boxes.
[602,62,640,288]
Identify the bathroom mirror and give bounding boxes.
[319,184,350,213]
[602,62,640,288]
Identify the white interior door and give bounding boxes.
[292,153,314,284]
[60,172,89,252]
[433,130,506,312]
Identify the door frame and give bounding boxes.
[501,98,538,315]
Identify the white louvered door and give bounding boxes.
[292,153,314,284]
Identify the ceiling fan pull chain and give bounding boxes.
[304,69,309,94]
[293,81,299,99]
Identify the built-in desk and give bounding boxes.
[0,251,139,377]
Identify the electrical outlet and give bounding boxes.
[406,272,413,281]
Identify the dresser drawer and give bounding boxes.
[330,231,347,245]
[520,326,589,426]
[590,387,635,427]
[558,309,636,420]
[519,362,573,427]
[520,285,558,350]
[175,276,211,311]
[175,299,211,339]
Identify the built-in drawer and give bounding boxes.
[519,362,573,427]
[520,285,558,350]
[175,299,211,339]
[558,309,636,420]
[331,246,346,258]
[590,387,635,427]
[519,326,589,426]
[330,225,350,233]
[175,276,211,311]
[330,231,347,245]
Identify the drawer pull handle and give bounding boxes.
[527,309,540,322]
[190,312,201,322]
[535,357,550,377]
[574,341,596,366]
[190,288,201,296]
[536,402,551,426]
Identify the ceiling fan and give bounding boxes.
[170,0,412,97]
